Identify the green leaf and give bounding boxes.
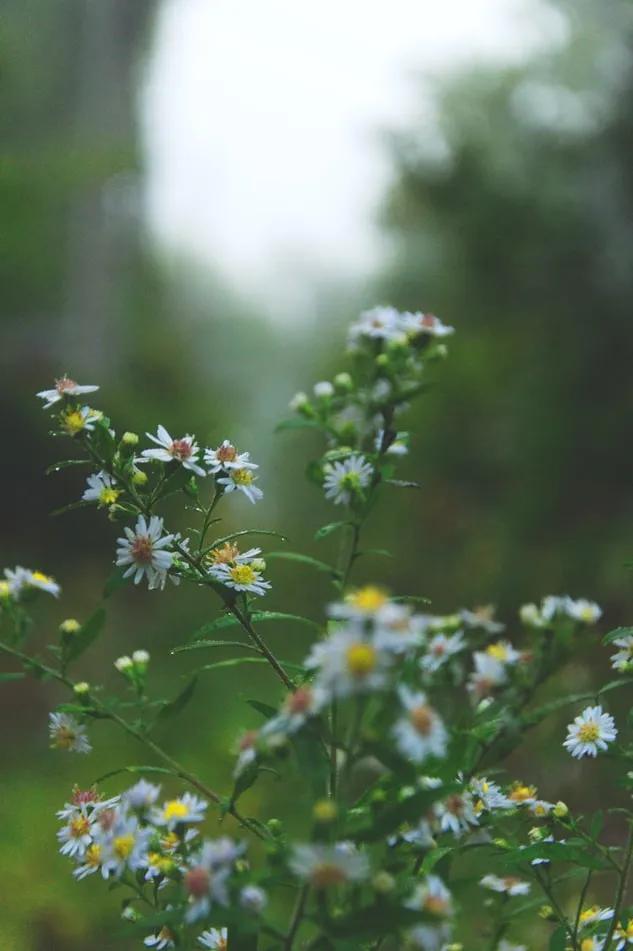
[353,548,393,561]
[46,458,91,475]
[157,676,197,720]
[95,765,177,783]
[103,567,132,599]
[385,479,422,489]
[176,610,320,652]
[249,610,320,632]
[315,521,350,541]
[275,417,322,433]
[64,608,106,665]
[50,499,93,517]
[549,925,567,951]
[199,657,305,675]
[208,528,288,548]
[603,626,633,645]
[266,550,339,575]
[247,699,278,719]
[0,672,26,683]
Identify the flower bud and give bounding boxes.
[553,801,569,818]
[289,391,309,412]
[115,655,133,672]
[73,681,90,695]
[250,558,266,572]
[375,353,389,367]
[538,904,555,920]
[313,381,334,399]
[372,871,395,894]
[132,649,150,667]
[313,799,338,823]
[132,470,148,486]
[334,372,353,391]
[240,885,267,913]
[60,618,81,636]
[122,432,139,446]
[0,580,11,600]
[266,818,283,837]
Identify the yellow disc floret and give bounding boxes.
[230,564,257,586]
[578,722,600,743]
[163,800,190,822]
[113,834,136,860]
[346,586,388,614]
[345,642,377,677]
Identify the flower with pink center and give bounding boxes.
[142,425,206,476]
[116,515,175,589]
[204,440,258,474]
[36,375,99,409]
[400,311,455,338]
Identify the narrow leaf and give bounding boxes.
[315,521,350,541]
[64,608,107,664]
[209,528,288,549]
[157,676,197,720]
[265,550,338,575]
[46,459,91,474]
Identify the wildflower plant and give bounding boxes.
[2,313,633,950]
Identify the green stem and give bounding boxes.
[0,639,265,840]
[284,885,310,950]
[532,866,577,950]
[603,821,633,949]
[573,868,593,943]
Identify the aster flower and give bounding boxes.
[313,381,334,399]
[323,454,373,506]
[152,793,208,830]
[123,779,161,811]
[420,631,465,673]
[467,651,507,700]
[460,605,505,634]
[116,515,175,589]
[372,602,427,654]
[611,634,633,672]
[615,920,633,947]
[434,792,479,837]
[289,842,369,888]
[49,712,91,753]
[507,782,538,806]
[305,628,391,699]
[399,311,455,338]
[240,885,268,913]
[60,405,101,436]
[407,923,453,951]
[144,927,176,949]
[5,566,60,598]
[217,467,263,503]
[578,905,614,929]
[484,640,522,665]
[204,440,257,474]
[392,687,447,764]
[405,874,453,916]
[210,555,271,596]
[198,929,228,950]
[142,425,206,476]
[82,471,121,507]
[57,805,98,859]
[480,874,530,896]
[37,376,99,409]
[261,686,323,738]
[563,705,617,758]
[95,810,152,878]
[328,585,390,621]
[347,305,405,350]
[183,838,243,923]
[566,598,602,624]
[73,842,106,880]
[470,778,513,814]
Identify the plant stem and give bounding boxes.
[0,639,266,840]
[230,600,295,691]
[573,868,593,943]
[603,821,633,949]
[532,866,577,949]
[284,885,309,950]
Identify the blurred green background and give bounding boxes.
[2,0,633,947]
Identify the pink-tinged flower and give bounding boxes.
[37,375,99,409]
[142,425,206,476]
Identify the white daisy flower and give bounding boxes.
[541,594,573,622]
[96,811,152,878]
[582,938,607,951]
[372,603,427,654]
[567,598,602,624]
[142,425,206,476]
[5,566,61,598]
[152,793,208,830]
[37,376,99,409]
[289,842,369,888]
[60,405,101,436]
[204,440,257,474]
[313,381,334,399]
[507,782,538,806]
[434,792,479,837]
[374,428,409,456]
[529,799,555,818]
[467,651,507,700]
[261,686,323,738]
[323,454,373,506]
[56,787,119,821]
[144,927,176,949]
[116,515,175,589]
[578,905,614,928]
[240,885,267,913]
[347,306,404,349]
[480,874,530,896]
[563,705,617,758]
[73,842,106,880]
[405,874,453,916]
[399,311,455,338]
[519,602,545,627]
[198,929,228,950]
[217,467,263,504]
[470,778,513,813]
[123,779,161,811]
[460,605,505,634]
[400,819,436,850]
[407,923,453,951]
[57,805,97,859]
[49,712,91,753]
[611,634,633,672]
[615,920,633,947]
[305,628,391,699]
[184,838,243,923]
[210,559,271,596]
[421,631,465,673]
[485,640,522,665]
[328,585,391,621]
[392,688,447,764]
[82,471,121,507]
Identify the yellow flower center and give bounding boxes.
[85,843,101,867]
[486,642,509,662]
[345,642,377,677]
[424,895,449,916]
[578,722,600,743]
[62,409,86,434]
[232,468,254,486]
[0,580,10,599]
[99,487,120,506]
[163,800,189,821]
[230,564,257,585]
[113,834,136,860]
[161,831,180,851]
[510,784,536,802]
[579,906,601,924]
[53,725,78,750]
[70,816,91,838]
[347,586,388,614]
[31,571,53,585]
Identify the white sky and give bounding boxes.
[141,0,565,309]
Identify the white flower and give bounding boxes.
[152,793,208,829]
[132,649,150,665]
[323,454,373,506]
[261,686,322,738]
[578,905,614,928]
[289,842,369,888]
[217,467,263,504]
[400,819,435,849]
[49,712,91,753]
[305,628,391,699]
[144,927,176,949]
[582,939,607,951]
[82,471,120,507]
[142,425,206,476]
[541,594,573,621]
[392,688,447,764]
[611,634,633,672]
[123,780,161,811]
[480,874,530,896]
[204,440,258,474]
[314,381,334,399]
[372,603,427,654]
[375,428,409,456]
[347,306,405,349]
[460,605,504,634]
[519,602,545,627]
[405,874,452,916]
[57,804,98,859]
[37,376,99,409]
[4,566,61,598]
[198,929,228,950]
[328,585,391,621]
[73,842,106,880]
[184,838,244,923]
[421,632,465,673]
[95,810,152,878]
[60,405,101,435]
[467,651,507,700]
[240,885,267,913]
[484,640,522,665]
[399,311,455,338]
[210,559,271,596]
[289,391,309,412]
[498,942,527,951]
[116,515,175,589]
[567,598,602,624]
[563,705,617,758]
[470,778,513,813]
[407,923,453,951]
[434,792,479,837]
